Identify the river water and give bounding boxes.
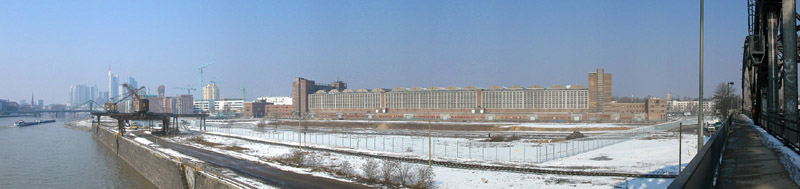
[0,117,155,188]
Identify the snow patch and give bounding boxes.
[134,137,153,145]
[750,120,800,186]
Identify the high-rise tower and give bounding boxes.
[588,68,612,112]
[203,83,219,100]
[108,68,119,102]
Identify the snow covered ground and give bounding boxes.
[188,118,686,165]
[161,125,699,188]
[540,133,697,175]
[125,133,275,189]
[167,133,628,188]
[196,125,631,164]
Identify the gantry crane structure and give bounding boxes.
[93,83,209,136]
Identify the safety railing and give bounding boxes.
[758,114,800,154]
[668,114,733,189]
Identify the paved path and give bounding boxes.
[136,132,370,189]
[716,115,798,189]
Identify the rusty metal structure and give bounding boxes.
[92,83,208,136]
[742,0,799,150]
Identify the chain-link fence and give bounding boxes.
[192,119,691,163]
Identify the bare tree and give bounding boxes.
[712,82,741,119]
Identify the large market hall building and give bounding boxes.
[287,69,665,122]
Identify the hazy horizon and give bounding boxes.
[1,1,754,104]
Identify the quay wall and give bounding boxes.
[91,124,242,189]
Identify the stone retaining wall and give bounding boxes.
[92,124,243,189]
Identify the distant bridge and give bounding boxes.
[21,110,104,113]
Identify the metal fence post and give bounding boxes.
[401,138,404,152]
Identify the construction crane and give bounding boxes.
[173,87,197,95]
[198,62,214,97]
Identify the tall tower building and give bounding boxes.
[128,77,138,90]
[109,69,119,102]
[203,83,219,100]
[157,85,166,98]
[588,68,612,112]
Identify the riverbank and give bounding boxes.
[91,123,248,188]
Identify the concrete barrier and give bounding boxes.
[92,124,243,189]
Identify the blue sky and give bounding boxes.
[0,1,752,104]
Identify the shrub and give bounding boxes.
[397,163,415,185]
[335,161,355,177]
[381,160,400,183]
[361,159,382,182]
[412,166,435,188]
[302,153,323,168]
[279,149,306,166]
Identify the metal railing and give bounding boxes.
[758,114,800,154]
[193,119,684,165]
[668,115,733,189]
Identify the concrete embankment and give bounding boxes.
[91,124,244,189]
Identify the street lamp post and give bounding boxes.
[728,82,735,115]
[697,0,705,152]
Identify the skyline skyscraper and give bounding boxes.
[98,91,109,104]
[69,84,96,107]
[128,77,138,90]
[109,68,119,102]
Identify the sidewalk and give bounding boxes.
[716,115,798,188]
